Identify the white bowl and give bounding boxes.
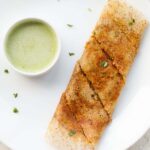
[4,18,61,76]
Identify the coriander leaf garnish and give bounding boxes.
[13,107,19,113]
[13,93,18,98]
[88,8,92,12]
[100,60,108,68]
[4,69,9,74]
[67,24,73,28]
[68,130,76,136]
[129,18,135,26]
[69,52,75,56]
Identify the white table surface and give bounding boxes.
[128,129,150,150]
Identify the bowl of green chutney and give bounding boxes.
[4,18,61,76]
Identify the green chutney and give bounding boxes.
[5,19,58,73]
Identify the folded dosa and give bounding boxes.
[47,0,148,149]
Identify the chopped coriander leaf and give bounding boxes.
[13,107,19,113]
[100,60,108,68]
[67,24,73,28]
[129,18,135,26]
[4,69,9,74]
[69,52,75,56]
[13,93,18,98]
[68,130,76,136]
[88,8,92,12]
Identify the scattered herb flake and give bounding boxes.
[13,107,19,113]
[68,130,76,136]
[129,18,135,26]
[100,61,108,68]
[88,8,92,12]
[67,24,73,28]
[4,69,9,74]
[13,93,18,98]
[69,52,75,56]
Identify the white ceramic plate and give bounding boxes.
[0,0,150,150]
